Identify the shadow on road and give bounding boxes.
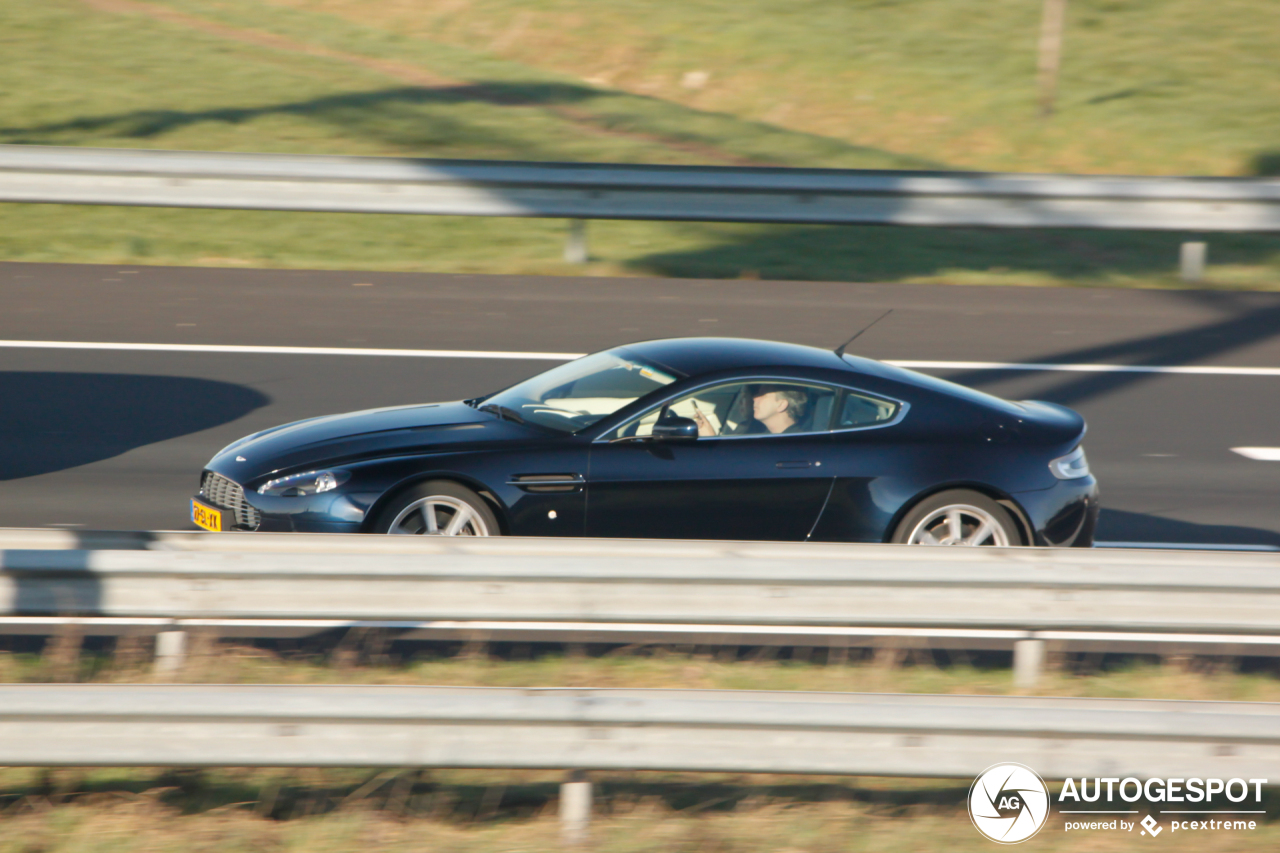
[945,289,1280,407]
[0,372,268,480]
[1098,508,1280,548]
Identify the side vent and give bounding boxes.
[507,474,585,493]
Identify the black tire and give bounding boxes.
[891,489,1024,547]
[371,480,501,536]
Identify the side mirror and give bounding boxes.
[651,409,698,441]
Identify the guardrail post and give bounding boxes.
[564,219,588,264]
[1013,639,1046,688]
[560,769,591,846]
[1180,241,1207,282]
[154,630,188,677]
[873,638,905,669]
[828,637,850,666]
[44,622,85,682]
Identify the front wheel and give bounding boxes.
[372,480,500,536]
[891,489,1023,547]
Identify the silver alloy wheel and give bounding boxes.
[905,504,1010,546]
[387,496,491,536]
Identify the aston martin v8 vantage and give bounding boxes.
[192,338,1098,546]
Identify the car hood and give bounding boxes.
[209,401,530,477]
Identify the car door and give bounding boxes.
[806,386,913,542]
[585,380,838,541]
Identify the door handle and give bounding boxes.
[775,461,815,469]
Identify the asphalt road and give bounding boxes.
[3,261,1279,547]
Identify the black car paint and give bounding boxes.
[199,338,1099,546]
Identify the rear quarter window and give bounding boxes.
[842,356,1025,417]
[837,391,900,428]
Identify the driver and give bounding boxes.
[751,385,808,433]
[691,385,809,436]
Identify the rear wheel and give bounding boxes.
[373,480,499,536]
[892,489,1023,547]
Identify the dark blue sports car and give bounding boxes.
[192,337,1098,547]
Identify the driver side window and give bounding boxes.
[611,381,838,439]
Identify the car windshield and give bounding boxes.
[481,351,679,433]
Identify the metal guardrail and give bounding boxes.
[3,532,1279,633]
[1,684,1276,780]
[3,530,1280,684]
[2,145,1278,231]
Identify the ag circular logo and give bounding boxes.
[969,763,1050,844]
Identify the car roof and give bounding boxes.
[620,337,850,377]
[617,337,1027,415]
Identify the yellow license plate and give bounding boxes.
[191,499,223,532]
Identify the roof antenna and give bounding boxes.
[834,309,893,359]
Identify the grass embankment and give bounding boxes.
[267,0,1280,178]
[2,773,1277,853]
[8,642,1280,702]
[1,0,1277,287]
[2,646,1278,851]
[5,647,1280,851]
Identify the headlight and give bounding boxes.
[1049,446,1090,480]
[257,470,350,497]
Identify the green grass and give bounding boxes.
[0,0,1277,286]
[0,771,1276,852]
[10,641,1280,703]
[274,0,1280,177]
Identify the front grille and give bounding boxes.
[200,471,262,530]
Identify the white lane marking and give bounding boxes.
[0,339,580,360]
[890,359,1280,377]
[1,340,1278,376]
[1233,447,1280,461]
[1095,541,1280,552]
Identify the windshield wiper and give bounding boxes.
[479,403,526,424]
